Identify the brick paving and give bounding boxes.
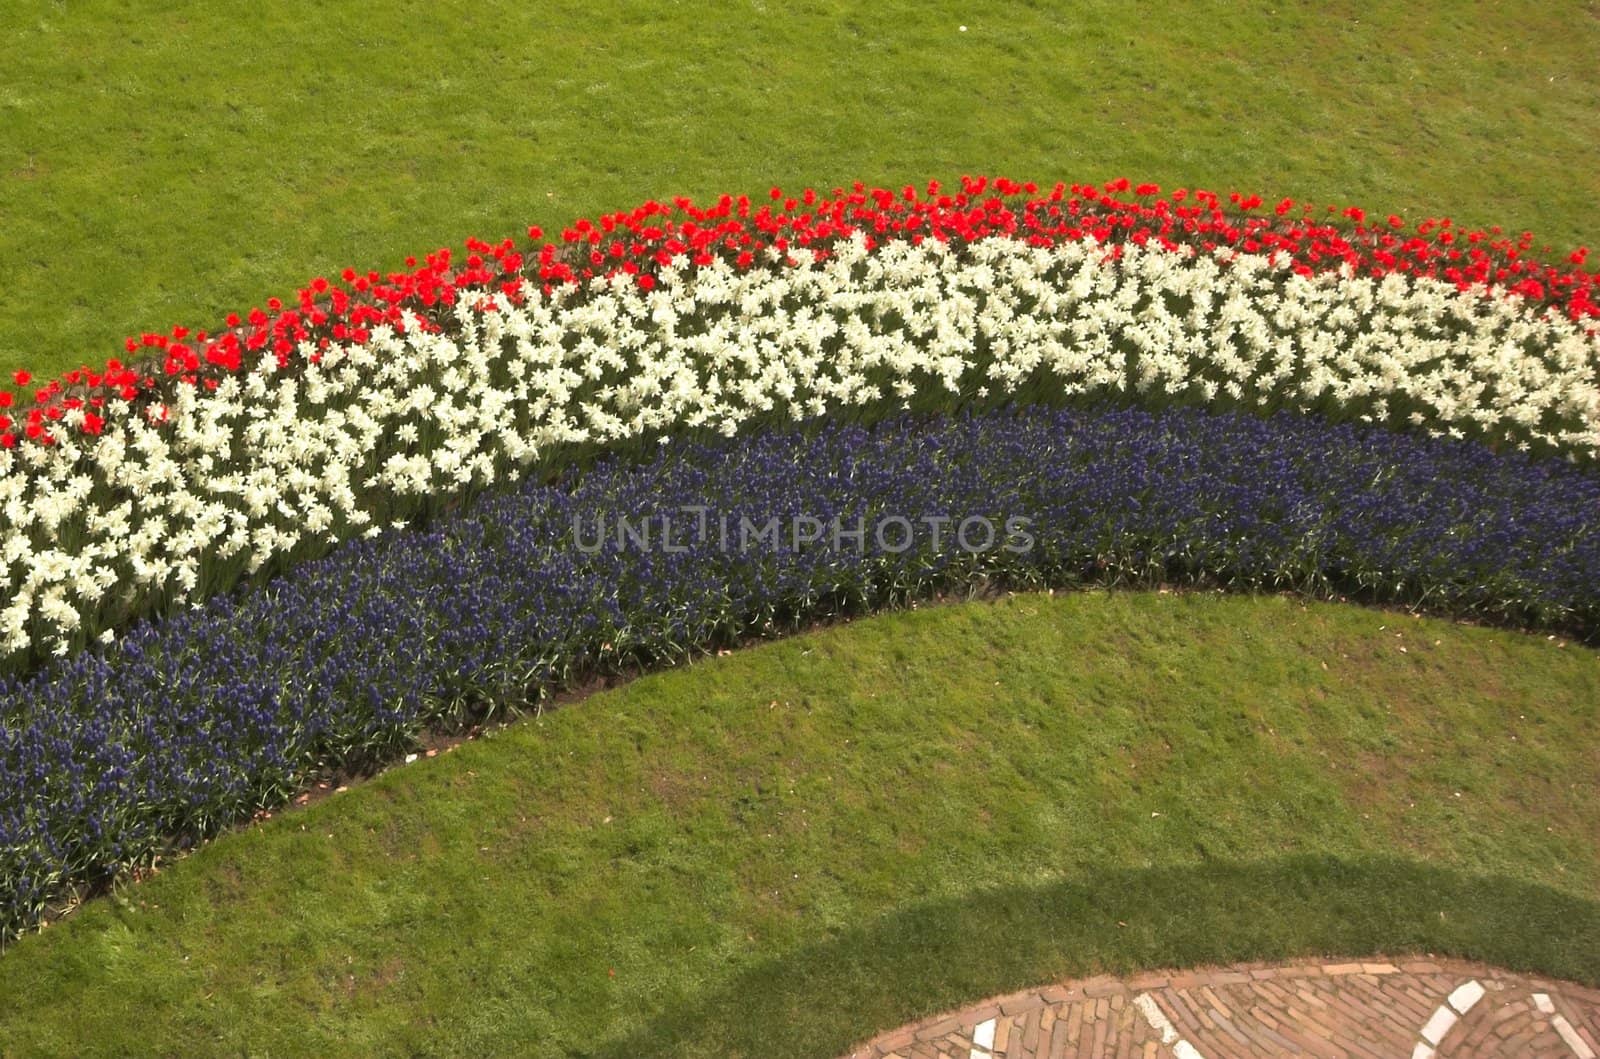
[842,958,1600,1058]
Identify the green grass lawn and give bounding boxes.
[1,592,1595,1056]
[5,4,1600,1055]
[2,1,1598,380]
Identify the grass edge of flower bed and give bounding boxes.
[0,589,1596,1055]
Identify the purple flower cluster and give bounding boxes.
[2,406,1597,940]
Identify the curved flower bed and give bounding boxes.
[2,179,1597,669]
[3,406,1598,941]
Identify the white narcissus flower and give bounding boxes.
[1,232,1597,664]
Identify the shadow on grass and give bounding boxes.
[597,854,1600,1059]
